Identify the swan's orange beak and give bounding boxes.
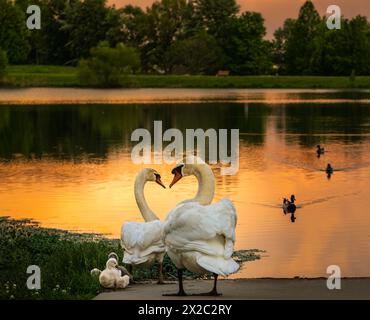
[155,176,166,189]
[169,171,182,188]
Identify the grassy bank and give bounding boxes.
[2,65,370,89]
[0,216,262,300]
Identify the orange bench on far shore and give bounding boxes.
[216,70,230,77]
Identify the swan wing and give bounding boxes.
[197,255,239,277]
[121,220,165,264]
[164,198,237,260]
[122,220,163,249]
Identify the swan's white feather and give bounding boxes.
[163,198,239,276]
[121,220,165,265]
[197,255,239,277]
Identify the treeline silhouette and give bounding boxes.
[0,0,369,75]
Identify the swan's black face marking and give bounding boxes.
[170,164,184,188]
[171,164,184,175]
[154,173,166,189]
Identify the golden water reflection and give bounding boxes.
[1,140,370,278]
[1,99,370,278]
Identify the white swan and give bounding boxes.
[170,158,215,206]
[120,168,166,283]
[98,257,130,289]
[163,160,239,296]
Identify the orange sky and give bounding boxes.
[108,0,369,38]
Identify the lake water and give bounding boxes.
[1,88,370,278]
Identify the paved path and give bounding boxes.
[94,278,370,300]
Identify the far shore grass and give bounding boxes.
[1,65,370,89]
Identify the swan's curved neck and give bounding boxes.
[134,172,159,222]
[183,164,215,205]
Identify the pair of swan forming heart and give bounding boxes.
[120,159,239,296]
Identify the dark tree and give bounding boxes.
[193,0,239,41]
[168,31,224,74]
[226,12,272,75]
[15,0,73,65]
[107,5,147,47]
[0,48,8,79]
[62,0,119,62]
[141,0,193,73]
[0,0,30,63]
[285,1,321,74]
[348,16,370,75]
[273,19,295,74]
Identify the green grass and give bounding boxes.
[0,216,118,300]
[0,216,263,300]
[3,65,79,87]
[2,65,370,88]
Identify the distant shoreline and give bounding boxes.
[1,87,370,105]
[1,65,370,89]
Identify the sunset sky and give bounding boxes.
[108,0,369,38]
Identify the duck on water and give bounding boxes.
[283,195,297,214]
[316,145,325,157]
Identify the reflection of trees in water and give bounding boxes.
[0,105,145,159]
[272,103,370,146]
[0,103,268,160]
[0,102,369,160]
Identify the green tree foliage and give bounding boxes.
[15,0,72,65]
[274,1,370,75]
[349,16,370,75]
[190,1,271,74]
[284,1,321,74]
[168,31,224,74]
[193,0,239,41]
[0,48,8,79]
[78,42,140,87]
[105,5,141,47]
[273,19,295,74]
[0,0,30,63]
[1,0,368,76]
[62,0,119,62]
[226,12,272,75]
[141,0,193,73]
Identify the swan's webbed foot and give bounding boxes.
[163,269,186,295]
[189,273,222,296]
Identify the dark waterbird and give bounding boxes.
[316,145,325,158]
[290,213,297,223]
[282,195,297,214]
[251,193,358,225]
[326,163,334,179]
[282,195,297,223]
[275,158,370,180]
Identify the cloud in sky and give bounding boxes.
[108,0,369,38]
